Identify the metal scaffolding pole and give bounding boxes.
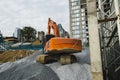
[97,0,120,79]
[114,0,120,44]
[86,0,103,80]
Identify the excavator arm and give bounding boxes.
[48,18,60,37]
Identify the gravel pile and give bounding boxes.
[0,48,91,80]
[0,51,59,80]
[55,63,91,80]
[47,48,91,80]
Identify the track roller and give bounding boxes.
[60,55,77,65]
[36,54,48,64]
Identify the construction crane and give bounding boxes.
[36,18,82,64]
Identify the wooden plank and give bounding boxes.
[98,17,117,23]
[86,0,103,80]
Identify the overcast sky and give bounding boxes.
[0,0,69,36]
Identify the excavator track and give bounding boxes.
[60,55,77,65]
[36,54,48,64]
[36,54,77,65]
[36,54,58,64]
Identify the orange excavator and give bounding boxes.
[36,18,82,64]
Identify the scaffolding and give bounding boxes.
[97,0,120,80]
[69,0,120,80]
[87,0,120,80]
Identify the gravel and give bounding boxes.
[55,63,91,80]
[0,51,60,80]
[46,48,91,80]
[0,48,91,80]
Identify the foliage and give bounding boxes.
[21,26,37,42]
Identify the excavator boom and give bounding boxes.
[48,18,60,37]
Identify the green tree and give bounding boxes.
[21,26,37,42]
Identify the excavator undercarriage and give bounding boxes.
[36,53,77,65]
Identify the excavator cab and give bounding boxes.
[45,34,55,42]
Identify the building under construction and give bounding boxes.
[69,0,120,80]
[69,0,88,46]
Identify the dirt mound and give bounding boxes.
[32,40,41,45]
[0,51,60,80]
[0,50,35,63]
[0,48,91,80]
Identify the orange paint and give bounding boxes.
[45,38,82,52]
